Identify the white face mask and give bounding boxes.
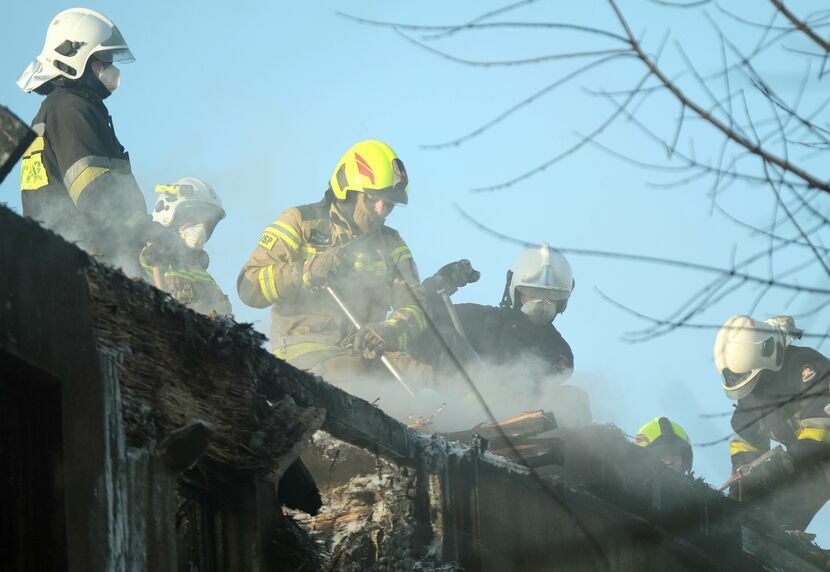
[180,223,207,249]
[521,298,558,325]
[96,63,120,93]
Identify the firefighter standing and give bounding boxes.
[715,314,830,530]
[237,140,427,390]
[17,8,150,275]
[142,178,232,317]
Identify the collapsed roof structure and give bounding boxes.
[1,106,828,571]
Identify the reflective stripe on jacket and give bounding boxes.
[237,197,427,363]
[20,85,146,253]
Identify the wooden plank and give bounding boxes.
[442,410,556,444]
[0,106,34,184]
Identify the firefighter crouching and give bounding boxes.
[237,140,428,393]
[634,417,694,474]
[715,314,830,531]
[417,244,589,425]
[141,178,232,317]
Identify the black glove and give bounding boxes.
[787,439,827,468]
[429,259,480,296]
[139,220,193,267]
[302,249,342,289]
[733,451,794,496]
[354,322,403,359]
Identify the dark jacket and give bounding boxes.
[454,303,573,376]
[730,345,830,468]
[20,84,147,262]
[417,276,574,382]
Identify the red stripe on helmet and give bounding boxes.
[354,153,375,184]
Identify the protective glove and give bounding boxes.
[354,322,404,360]
[427,259,481,296]
[787,439,826,468]
[731,450,794,500]
[302,249,342,289]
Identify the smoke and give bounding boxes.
[23,174,152,280]
[324,351,593,435]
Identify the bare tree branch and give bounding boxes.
[770,0,830,55]
[423,53,629,149]
[607,0,830,193]
[455,204,830,295]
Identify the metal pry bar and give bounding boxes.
[324,285,415,397]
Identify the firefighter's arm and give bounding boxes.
[789,351,830,463]
[353,240,428,359]
[48,100,146,228]
[547,327,574,374]
[386,239,428,350]
[237,209,305,308]
[730,404,771,470]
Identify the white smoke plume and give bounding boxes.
[322,351,593,435]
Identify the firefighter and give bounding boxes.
[715,314,830,530]
[421,244,574,382]
[17,8,152,275]
[237,140,427,390]
[634,417,693,474]
[141,178,232,317]
[416,245,587,424]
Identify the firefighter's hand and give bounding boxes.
[139,241,172,267]
[140,231,191,268]
[302,249,342,289]
[787,439,824,468]
[354,322,401,359]
[430,259,481,296]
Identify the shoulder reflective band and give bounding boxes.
[260,220,301,251]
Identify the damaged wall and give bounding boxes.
[2,204,829,572]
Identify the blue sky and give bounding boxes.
[4,0,830,541]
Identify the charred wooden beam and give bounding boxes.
[0,106,34,185]
[441,410,557,444]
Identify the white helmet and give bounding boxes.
[502,243,574,324]
[17,8,134,93]
[152,178,226,239]
[714,315,803,400]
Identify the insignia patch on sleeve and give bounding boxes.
[258,232,277,250]
[802,364,817,383]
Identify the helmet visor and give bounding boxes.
[516,283,570,302]
[366,158,408,205]
[93,47,135,64]
[721,368,755,390]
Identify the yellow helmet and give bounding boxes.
[635,417,693,473]
[329,140,409,205]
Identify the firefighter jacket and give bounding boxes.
[141,246,232,317]
[418,284,574,381]
[19,84,147,261]
[730,346,830,469]
[237,197,427,368]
